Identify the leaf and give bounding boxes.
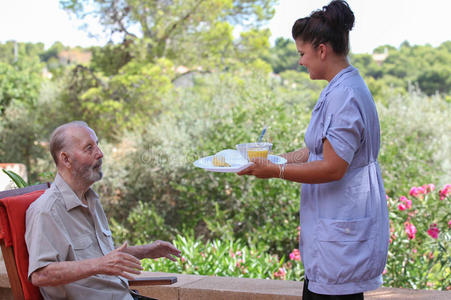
[2,169,29,188]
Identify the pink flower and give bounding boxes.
[404,222,417,240]
[427,224,440,239]
[398,203,407,211]
[236,259,242,267]
[417,186,426,194]
[409,187,419,197]
[412,248,417,253]
[289,249,301,261]
[399,196,412,209]
[439,184,451,200]
[382,268,387,275]
[421,184,435,194]
[274,267,286,279]
[448,220,451,229]
[410,186,428,197]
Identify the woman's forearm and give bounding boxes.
[280,148,309,164]
[281,159,343,183]
[280,140,348,183]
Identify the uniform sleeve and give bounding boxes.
[25,207,69,279]
[322,88,364,164]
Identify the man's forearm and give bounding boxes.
[123,245,146,260]
[31,257,100,286]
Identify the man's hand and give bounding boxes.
[145,240,182,261]
[97,242,143,280]
[125,240,181,261]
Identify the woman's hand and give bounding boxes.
[237,158,279,178]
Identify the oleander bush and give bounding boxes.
[383,183,451,289]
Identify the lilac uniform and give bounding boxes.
[300,65,389,295]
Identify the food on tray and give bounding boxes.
[212,155,231,167]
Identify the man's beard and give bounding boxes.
[73,159,103,183]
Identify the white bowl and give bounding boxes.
[236,142,273,160]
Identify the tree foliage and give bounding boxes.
[60,0,276,68]
[264,37,299,74]
[351,41,451,96]
[0,42,43,114]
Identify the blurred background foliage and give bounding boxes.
[0,0,450,290]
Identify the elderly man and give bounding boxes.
[25,121,181,300]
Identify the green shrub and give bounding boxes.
[377,88,451,196]
[108,72,450,260]
[142,234,303,281]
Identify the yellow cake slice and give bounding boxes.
[212,155,230,167]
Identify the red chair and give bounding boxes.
[0,184,176,300]
[0,183,49,300]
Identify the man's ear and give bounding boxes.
[59,151,71,168]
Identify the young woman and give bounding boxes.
[238,1,389,299]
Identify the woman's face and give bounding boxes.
[295,39,324,80]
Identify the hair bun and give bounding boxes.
[323,0,355,32]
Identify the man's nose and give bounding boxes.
[95,146,104,159]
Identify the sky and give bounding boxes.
[0,0,450,54]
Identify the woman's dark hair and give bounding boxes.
[292,0,355,55]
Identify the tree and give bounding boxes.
[265,37,299,74]
[416,67,451,95]
[0,43,43,114]
[60,0,277,69]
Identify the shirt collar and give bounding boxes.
[53,173,98,211]
[324,65,356,93]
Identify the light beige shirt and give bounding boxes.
[25,174,133,300]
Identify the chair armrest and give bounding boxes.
[129,276,177,286]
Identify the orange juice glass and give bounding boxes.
[247,147,269,160]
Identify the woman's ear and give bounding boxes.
[318,43,328,60]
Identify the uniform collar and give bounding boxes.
[324,65,356,93]
[314,65,356,111]
[53,173,98,211]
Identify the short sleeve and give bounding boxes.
[25,208,69,278]
[322,88,364,164]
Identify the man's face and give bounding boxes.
[66,126,104,184]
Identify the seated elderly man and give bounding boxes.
[25,121,181,300]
